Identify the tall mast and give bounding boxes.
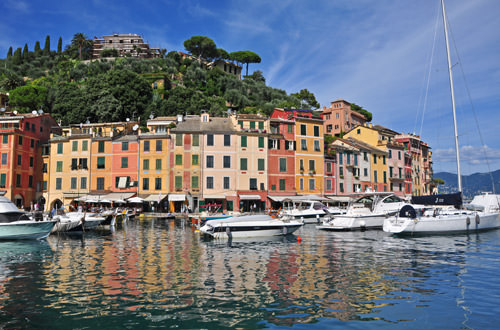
[441,0,462,193]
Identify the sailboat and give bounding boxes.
[383,0,500,235]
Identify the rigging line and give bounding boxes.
[447,9,496,195]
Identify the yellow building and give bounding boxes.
[293,113,324,195]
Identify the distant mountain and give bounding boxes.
[434,169,500,198]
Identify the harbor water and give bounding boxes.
[1,218,499,329]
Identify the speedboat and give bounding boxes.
[51,212,84,233]
[317,192,407,230]
[199,214,303,239]
[59,212,106,232]
[383,193,500,235]
[0,196,56,240]
[280,199,329,224]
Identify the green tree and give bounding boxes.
[12,48,22,65]
[7,47,13,58]
[350,103,373,122]
[0,71,25,91]
[216,48,230,60]
[230,51,261,76]
[43,35,51,56]
[70,33,92,60]
[22,43,29,61]
[183,36,217,61]
[291,89,320,109]
[8,84,48,111]
[245,70,265,83]
[47,82,89,124]
[57,37,62,54]
[34,41,42,56]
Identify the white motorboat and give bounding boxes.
[53,212,106,232]
[384,0,500,235]
[317,193,407,230]
[384,193,500,235]
[51,212,84,233]
[0,196,56,240]
[281,199,329,224]
[199,214,303,239]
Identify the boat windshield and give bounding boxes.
[382,195,403,203]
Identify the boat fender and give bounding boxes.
[476,214,480,225]
[359,220,366,230]
[399,205,416,219]
[466,217,471,226]
[283,226,288,235]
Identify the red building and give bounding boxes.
[111,135,139,201]
[0,112,59,208]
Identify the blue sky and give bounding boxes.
[1,0,500,175]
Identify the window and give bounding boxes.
[309,159,315,171]
[270,139,278,149]
[97,157,105,169]
[207,134,214,146]
[250,121,255,129]
[71,158,78,170]
[72,141,78,151]
[223,177,230,189]
[241,135,247,147]
[2,135,7,144]
[224,134,230,146]
[383,155,386,165]
[326,162,332,173]
[143,178,149,190]
[309,179,315,190]
[398,151,401,160]
[288,124,293,133]
[374,170,378,183]
[249,178,257,190]
[314,140,320,152]
[223,156,231,168]
[383,171,387,184]
[176,134,183,146]
[388,150,392,159]
[122,142,129,151]
[71,177,77,189]
[192,176,199,189]
[143,159,149,170]
[363,152,368,161]
[155,178,162,190]
[206,155,214,168]
[175,154,183,165]
[326,179,332,191]
[0,173,6,188]
[121,157,128,168]
[56,161,63,172]
[240,158,247,170]
[272,184,276,191]
[175,176,182,189]
[18,136,23,146]
[17,155,21,166]
[81,177,87,189]
[339,153,343,165]
[206,176,214,189]
[98,141,104,153]
[96,177,105,190]
[156,159,162,170]
[156,140,162,151]
[55,177,62,190]
[30,139,34,148]
[258,158,265,171]
[313,125,319,137]
[43,163,47,173]
[82,140,88,151]
[279,158,287,172]
[238,120,243,128]
[287,141,294,150]
[339,167,344,176]
[340,182,344,193]
[299,159,304,171]
[373,154,377,164]
[1,153,6,165]
[57,143,63,154]
[354,154,358,166]
[300,124,307,135]
[144,140,150,152]
[192,134,199,146]
[279,179,286,191]
[364,168,368,177]
[258,121,264,130]
[301,139,307,151]
[192,154,199,165]
[299,178,304,190]
[258,136,264,148]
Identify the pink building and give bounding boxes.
[321,99,367,137]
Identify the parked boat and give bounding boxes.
[383,0,500,235]
[51,212,84,233]
[0,196,56,240]
[97,210,117,228]
[280,199,329,224]
[199,214,303,239]
[317,192,407,230]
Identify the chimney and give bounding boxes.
[177,114,183,122]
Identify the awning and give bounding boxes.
[117,177,128,189]
[127,196,144,203]
[74,195,89,201]
[267,195,297,202]
[168,194,186,201]
[102,192,135,202]
[326,195,351,203]
[144,194,165,202]
[202,194,226,199]
[239,194,262,200]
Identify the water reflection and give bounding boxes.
[0,220,499,329]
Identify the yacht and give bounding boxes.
[199,214,303,239]
[280,199,329,224]
[317,192,407,230]
[0,195,56,240]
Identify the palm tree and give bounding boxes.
[72,33,89,60]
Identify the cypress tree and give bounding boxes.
[7,47,13,58]
[57,37,62,54]
[22,43,29,61]
[34,41,42,56]
[13,48,22,65]
[43,35,50,55]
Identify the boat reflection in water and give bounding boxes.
[0,219,499,329]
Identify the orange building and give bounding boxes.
[321,99,367,137]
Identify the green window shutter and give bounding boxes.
[98,141,105,153]
[175,154,182,165]
[175,176,182,189]
[57,143,63,154]
[176,134,183,146]
[2,135,7,144]
[192,134,199,146]
[250,121,255,129]
[56,161,63,172]
[82,140,88,151]
[258,158,265,171]
[258,137,264,148]
[240,158,248,171]
[72,141,78,151]
[258,121,264,129]
[156,159,162,170]
[143,159,149,170]
[241,135,247,147]
[97,157,105,168]
[192,154,199,165]
[279,158,287,172]
[0,173,5,187]
[192,176,199,188]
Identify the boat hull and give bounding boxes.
[0,221,57,240]
[383,212,500,235]
[320,214,389,230]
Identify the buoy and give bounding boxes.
[297,236,301,243]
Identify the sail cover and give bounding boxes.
[411,192,462,207]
